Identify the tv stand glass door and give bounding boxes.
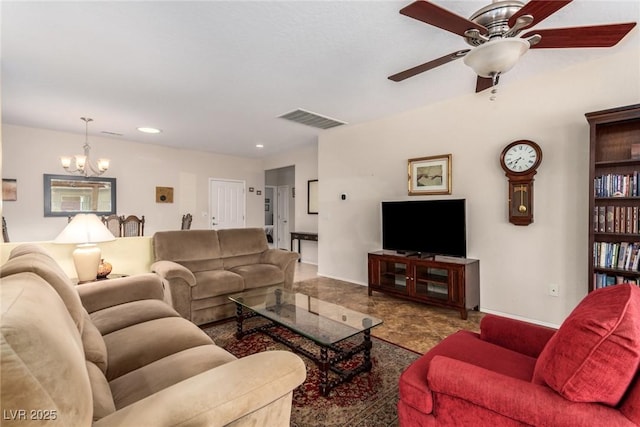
[376,258,410,296]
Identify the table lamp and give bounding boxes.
[55,213,115,282]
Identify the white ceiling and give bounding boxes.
[2,1,638,158]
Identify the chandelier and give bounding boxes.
[60,117,110,177]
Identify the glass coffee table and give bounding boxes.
[229,286,383,396]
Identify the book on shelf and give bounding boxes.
[594,172,640,198]
[594,241,640,271]
[594,205,640,235]
[594,273,640,289]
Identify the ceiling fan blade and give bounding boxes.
[524,23,637,48]
[475,76,494,93]
[508,0,572,30]
[388,50,470,82]
[400,1,487,37]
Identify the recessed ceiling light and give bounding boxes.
[256,144,264,148]
[137,127,162,134]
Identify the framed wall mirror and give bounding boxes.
[44,174,117,217]
[307,179,318,215]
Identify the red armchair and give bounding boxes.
[398,284,640,426]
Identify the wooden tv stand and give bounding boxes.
[367,251,480,319]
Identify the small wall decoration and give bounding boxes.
[2,179,17,201]
[155,186,174,203]
[408,154,452,195]
[307,180,319,214]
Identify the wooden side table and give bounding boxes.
[290,232,318,262]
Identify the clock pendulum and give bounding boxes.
[518,185,527,213]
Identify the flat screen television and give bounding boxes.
[381,199,466,257]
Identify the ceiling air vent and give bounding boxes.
[278,108,347,130]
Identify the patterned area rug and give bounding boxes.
[202,318,420,427]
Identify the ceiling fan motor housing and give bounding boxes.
[465,0,525,46]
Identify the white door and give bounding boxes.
[265,185,277,247]
[276,185,290,249]
[209,179,245,229]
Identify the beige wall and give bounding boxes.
[264,142,319,263]
[1,125,266,242]
[1,237,154,278]
[317,50,640,327]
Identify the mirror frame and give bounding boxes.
[307,179,318,215]
[43,174,117,217]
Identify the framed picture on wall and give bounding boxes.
[408,154,452,195]
[308,179,318,214]
[2,179,17,201]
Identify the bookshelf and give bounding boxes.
[586,104,640,291]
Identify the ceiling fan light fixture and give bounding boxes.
[463,38,529,78]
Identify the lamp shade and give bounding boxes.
[55,214,115,282]
[463,38,529,78]
[55,213,115,244]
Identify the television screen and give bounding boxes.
[381,199,466,257]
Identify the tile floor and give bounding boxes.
[293,263,482,354]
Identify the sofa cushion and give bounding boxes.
[230,264,284,289]
[533,284,640,406]
[218,228,268,257]
[103,317,215,380]
[399,330,537,416]
[192,270,244,299]
[154,230,224,272]
[86,361,116,421]
[82,310,108,373]
[90,299,180,335]
[223,253,263,269]
[0,251,85,330]
[1,273,92,426]
[109,344,237,409]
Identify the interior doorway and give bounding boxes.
[265,166,295,250]
[265,186,276,247]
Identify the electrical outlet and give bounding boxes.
[548,283,559,297]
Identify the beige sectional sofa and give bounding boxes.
[1,244,306,426]
[152,228,299,325]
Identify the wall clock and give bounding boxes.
[499,140,542,226]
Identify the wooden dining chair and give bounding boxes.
[2,217,9,242]
[101,214,122,237]
[122,215,145,237]
[181,213,193,230]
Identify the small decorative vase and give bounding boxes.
[97,259,112,279]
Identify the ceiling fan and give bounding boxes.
[389,0,637,93]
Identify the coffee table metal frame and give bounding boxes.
[229,287,382,396]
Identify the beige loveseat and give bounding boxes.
[1,244,306,426]
[152,228,299,325]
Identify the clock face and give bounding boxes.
[503,143,539,173]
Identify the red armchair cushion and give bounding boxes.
[399,330,536,416]
[533,284,640,406]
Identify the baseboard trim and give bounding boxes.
[316,272,367,287]
[480,308,561,329]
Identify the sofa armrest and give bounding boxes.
[480,314,556,358]
[428,356,631,426]
[261,248,299,269]
[93,351,306,427]
[77,273,165,314]
[151,260,196,286]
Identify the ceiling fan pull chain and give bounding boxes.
[489,72,500,101]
